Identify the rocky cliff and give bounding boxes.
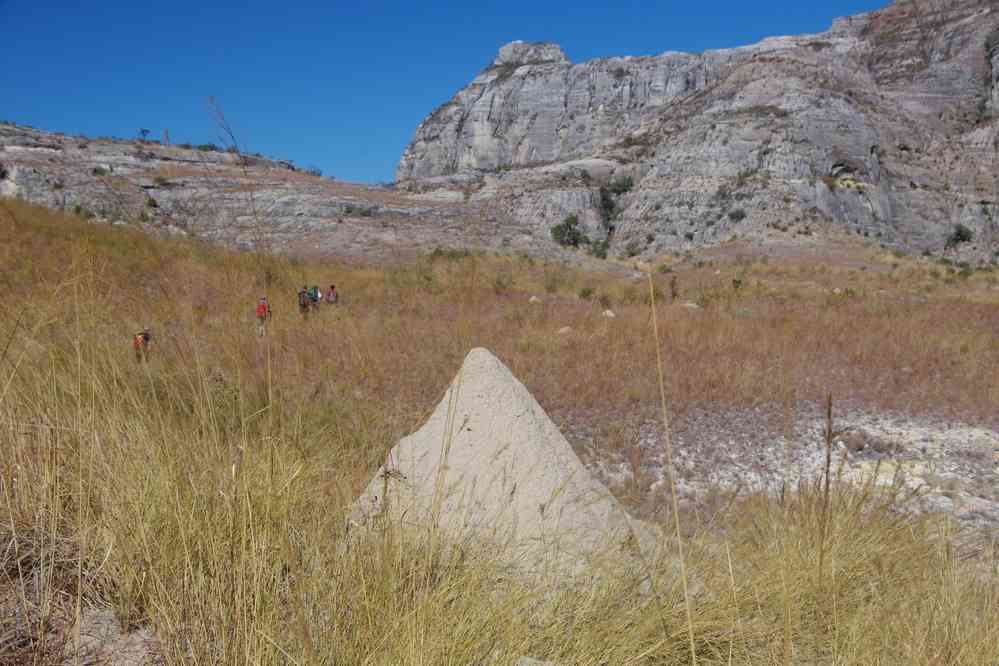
[398,0,999,260]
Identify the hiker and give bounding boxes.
[326,283,338,305]
[133,326,152,363]
[298,286,311,319]
[669,275,679,303]
[255,296,271,336]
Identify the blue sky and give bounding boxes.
[2,1,885,183]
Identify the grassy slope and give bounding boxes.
[0,199,997,663]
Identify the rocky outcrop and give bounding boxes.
[397,0,999,260]
[0,123,568,261]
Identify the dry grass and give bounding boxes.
[0,199,997,663]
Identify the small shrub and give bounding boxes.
[589,239,609,260]
[0,163,8,180]
[491,271,513,294]
[735,169,756,188]
[72,204,94,220]
[598,187,617,225]
[645,233,655,245]
[146,196,158,209]
[196,143,221,152]
[551,214,590,248]
[92,166,110,177]
[624,240,642,258]
[153,176,171,187]
[945,223,974,248]
[657,263,673,274]
[597,293,613,309]
[608,176,633,196]
[728,209,747,223]
[429,247,470,262]
[305,166,323,177]
[578,287,594,300]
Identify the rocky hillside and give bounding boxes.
[397,0,999,261]
[0,123,556,261]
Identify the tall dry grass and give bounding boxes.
[1,199,998,663]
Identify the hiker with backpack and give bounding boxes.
[309,285,322,310]
[255,296,271,336]
[298,286,311,319]
[326,283,338,305]
[133,326,152,363]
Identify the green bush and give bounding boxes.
[578,286,594,300]
[624,240,642,258]
[92,166,110,177]
[589,239,609,260]
[429,247,470,262]
[945,224,974,248]
[73,204,95,220]
[608,175,634,196]
[551,214,590,248]
[598,187,617,226]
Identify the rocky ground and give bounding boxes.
[567,405,999,538]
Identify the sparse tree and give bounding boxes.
[138,128,151,142]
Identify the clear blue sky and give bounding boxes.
[2,1,886,183]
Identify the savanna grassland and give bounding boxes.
[1,199,998,664]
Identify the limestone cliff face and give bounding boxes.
[397,0,999,258]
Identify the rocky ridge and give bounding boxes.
[397,0,999,261]
[0,123,565,261]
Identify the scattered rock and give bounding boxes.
[681,302,700,310]
[69,608,159,665]
[529,295,543,304]
[557,326,572,335]
[601,310,615,319]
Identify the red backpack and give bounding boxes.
[256,302,268,318]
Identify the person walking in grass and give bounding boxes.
[326,283,338,305]
[133,326,152,363]
[298,286,311,319]
[255,296,271,336]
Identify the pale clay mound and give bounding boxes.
[351,348,659,572]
